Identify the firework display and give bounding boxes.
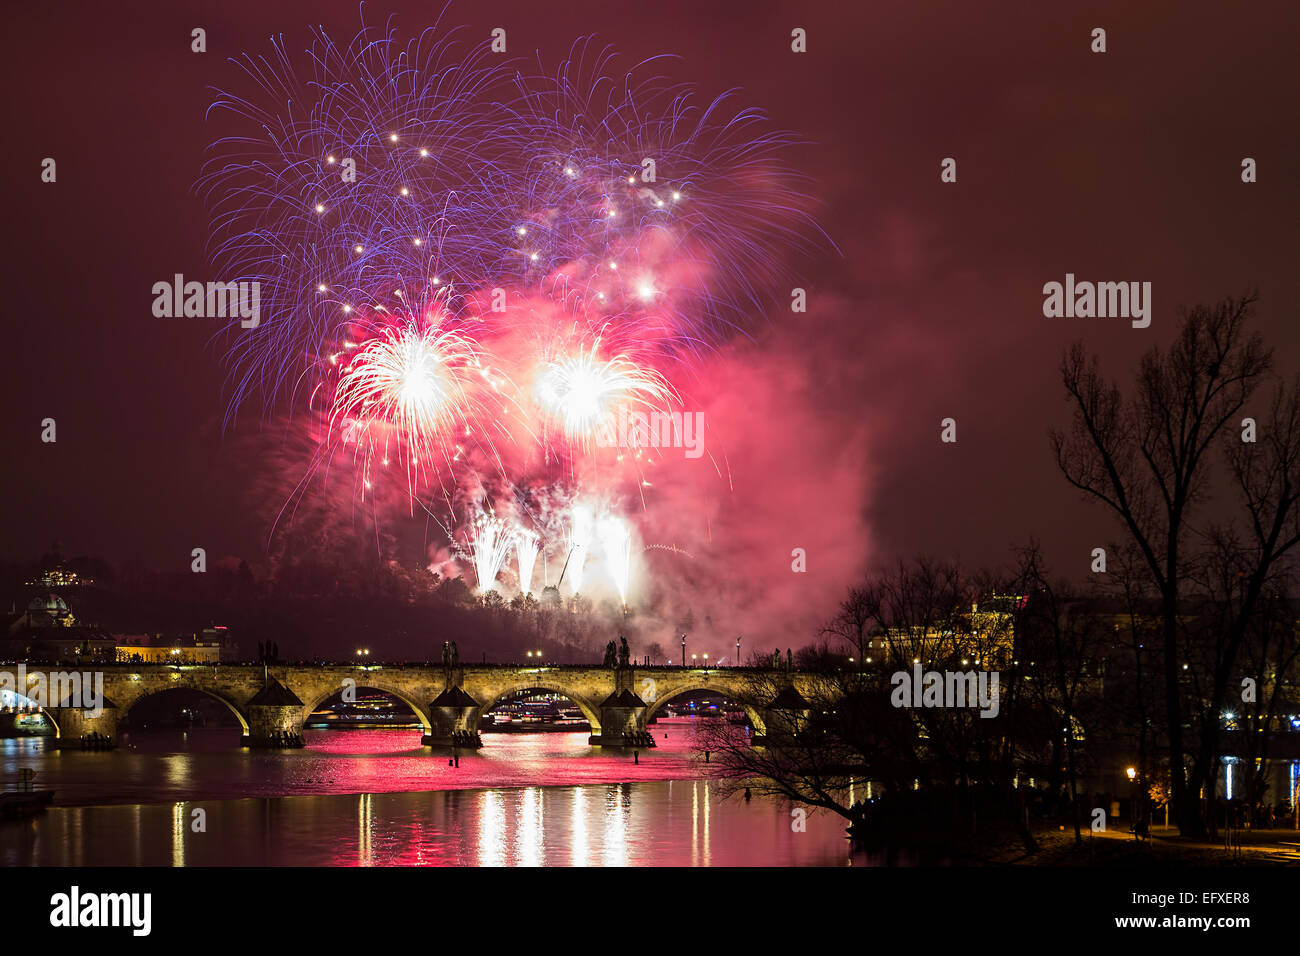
[597,515,632,606]
[200,18,816,604]
[562,503,595,595]
[328,310,499,495]
[469,511,513,593]
[514,527,541,596]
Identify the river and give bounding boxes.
[1,722,859,866]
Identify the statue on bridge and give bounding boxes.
[603,640,617,668]
[441,642,460,668]
[618,636,630,668]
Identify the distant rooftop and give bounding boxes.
[26,566,92,588]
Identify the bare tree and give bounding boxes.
[1234,570,1300,813]
[1097,540,1166,816]
[822,585,876,668]
[1015,544,1107,844]
[692,670,876,839]
[1051,293,1276,834]
[705,557,1040,854]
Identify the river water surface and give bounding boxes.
[1,722,858,866]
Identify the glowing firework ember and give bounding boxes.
[598,515,632,605]
[514,527,541,595]
[470,512,513,592]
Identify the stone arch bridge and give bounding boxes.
[41,663,821,749]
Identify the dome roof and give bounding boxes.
[29,594,69,613]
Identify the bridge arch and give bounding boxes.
[301,684,432,733]
[114,686,251,735]
[477,684,602,733]
[643,683,766,735]
[39,707,66,737]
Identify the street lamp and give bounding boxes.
[736,635,741,666]
[681,634,686,667]
[1126,766,1138,828]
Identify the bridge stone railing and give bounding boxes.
[35,662,816,751]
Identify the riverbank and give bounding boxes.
[985,825,1300,866]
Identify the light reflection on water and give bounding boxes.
[0,726,859,866]
[0,726,712,806]
[2,780,856,866]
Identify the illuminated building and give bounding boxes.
[2,594,117,662]
[115,632,227,664]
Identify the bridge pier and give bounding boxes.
[422,687,482,748]
[754,685,814,748]
[46,702,118,750]
[241,678,305,748]
[589,689,653,747]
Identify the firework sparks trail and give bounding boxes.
[514,527,541,595]
[534,337,675,451]
[470,512,513,592]
[598,515,632,605]
[562,504,594,595]
[329,317,492,495]
[201,19,820,426]
[199,14,828,590]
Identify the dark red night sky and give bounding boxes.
[3,1,1298,639]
